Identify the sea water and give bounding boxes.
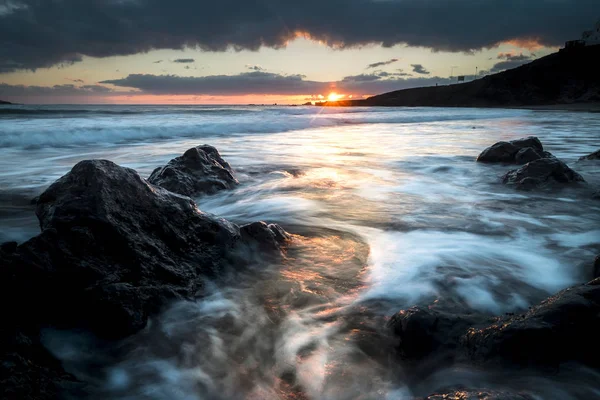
[1,104,600,398]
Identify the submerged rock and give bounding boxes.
[578,149,600,161]
[462,279,600,368]
[421,388,533,400]
[477,137,544,164]
[387,306,484,360]
[148,145,238,197]
[501,158,585,189]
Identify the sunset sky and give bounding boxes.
[1,0,599,104]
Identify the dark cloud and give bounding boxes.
[1,1,599,72]
[411,64,430,75]
[487,53,533,73]
[99,71,452,96]
[366,58,398,69]
[497,52,531,61]
[246,65,264,71]
[66,78,85,83]
[172,58,195,63]
[153,60,163,64]
[0,83,114,96]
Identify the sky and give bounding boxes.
[1,0,599,104]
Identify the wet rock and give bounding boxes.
[593,190,600,200]
[421,387,533,400]
[594,255,600,279]
[6,160,287,339]
[501,158,585,189]
[462,280,600,368]
[240,221,291,252]
[513,147,543,164]
[476,137,543,163]
[148,145,238,197]
[388,306,484,360]
[578,149,600,161]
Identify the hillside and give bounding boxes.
[0,100,12,105]
[325,45,600,108]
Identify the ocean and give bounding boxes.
[2,104,600,398]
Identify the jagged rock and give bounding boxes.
[476,137,543,163]
[501,158,585,188]
[240,221,291,252]
[387,306,484,360]
[462,279,600,368]
[578,149,600,161]
[514,147,543,164]
[5,159,287,340]
[148,145,238,197]
[421,388,533,400]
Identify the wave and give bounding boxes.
[0,107,516,148]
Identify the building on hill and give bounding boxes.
[564,19,600,50]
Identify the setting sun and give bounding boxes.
[328,92,343,101]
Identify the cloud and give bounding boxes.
[1,1,599,72]
[246,65,264,71]
[66,78,85,83]
[153,60,163,64]
[172,58,195,63]
[411,64,430,75]
[98,70,452,97]
[0,83,115,96]
[366,58,398,69]
[486,53,533,73]
[497,52,531,61]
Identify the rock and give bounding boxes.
[421,387,533,400]
[501,158,585,188]
[462,279,600,368]
[578,149,600,161]
[148,145,238,197]
[477,137,543,163]
[388,306,484,361]
[594,255,600,279]
[514,147,543,164]
[240,221,291,252]
[593,190,600,200]
[5,160,286,339]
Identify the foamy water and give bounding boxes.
[2,104,600,399]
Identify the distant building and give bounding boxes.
[564,19,600,49]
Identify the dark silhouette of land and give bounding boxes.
[0,100,13,105]
[324,45,600,108]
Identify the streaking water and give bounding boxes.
[2,104,600,399]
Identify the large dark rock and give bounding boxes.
[387,306,484,361]
[1,159,290,399]
[501,158,585,189]
[148,145,238,197]
[477,137,544,164]
[462,279,600,368]
[578,149,600,161]
[4,159,287,339]
[421,388,533,400]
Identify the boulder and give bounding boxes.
[578,149,600,161]
[421,388,533,400]
[513,147,543,164]
[148,145,238,197]
[501,158,585,189]
[462,279,600,368]
[477,137,544,163]
[387,306,484,360]
[4,160,287,339]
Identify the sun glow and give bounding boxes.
[328,92,343,101]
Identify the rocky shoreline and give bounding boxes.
[1,140,599,399]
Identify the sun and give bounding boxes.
[327,92,343,101]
